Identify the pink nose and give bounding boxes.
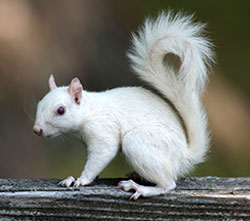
[33,127,43,136]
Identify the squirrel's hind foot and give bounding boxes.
[118,179,176,200]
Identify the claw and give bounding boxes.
[118,179,142,200]
[130,191,141,200]
[118,180,135,191]
[58,176,75,187]
[73,177,89,187]
[73,179,82,187]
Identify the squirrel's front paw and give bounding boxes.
[73,177,90,187]
[58,176,75,187]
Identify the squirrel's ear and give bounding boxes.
[68,78,82,105]
[48,75,57,90]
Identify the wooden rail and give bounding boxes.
[0,177,249,220]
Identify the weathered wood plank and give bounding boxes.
[0,177,249,220]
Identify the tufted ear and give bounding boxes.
[68,78,83,105]
[48,75,57,90]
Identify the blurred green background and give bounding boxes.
[0,0,249,179]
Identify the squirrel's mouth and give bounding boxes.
[34,130,61,138]
[33,122,61,138]
[46,132,61,138]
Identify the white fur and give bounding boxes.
[34,11,214,198]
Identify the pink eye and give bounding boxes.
[57,106,65,115]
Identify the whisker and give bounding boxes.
[32,95,39,109]
[23,97,35,122]
[58,135,67,146]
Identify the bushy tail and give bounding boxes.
[128,11,214,164]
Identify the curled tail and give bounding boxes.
[128,11,214,165]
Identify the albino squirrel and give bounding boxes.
[33,11,214,200]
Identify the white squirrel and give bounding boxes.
[33,11,214,200]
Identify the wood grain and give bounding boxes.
[0,177,249,220]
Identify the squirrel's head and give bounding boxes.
[33,75,83,137]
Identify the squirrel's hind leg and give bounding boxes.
[121,128,177,199]
[118,179,176,200]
